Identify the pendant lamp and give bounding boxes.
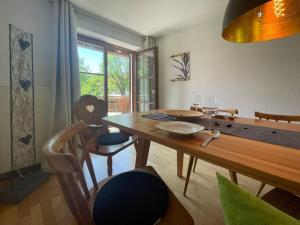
[222,0,300,43]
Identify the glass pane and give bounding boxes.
[80,73,104,99]
[136,49,156,112]
[107,51,130,114]
[78,42,104,74]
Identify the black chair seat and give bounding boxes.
[93,171,169,225]
[98,132,129,146]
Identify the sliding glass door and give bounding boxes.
[107,51,131,114]
[135,47,158,112]
[78,36,132,114]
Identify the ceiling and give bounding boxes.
[71,0,229,37]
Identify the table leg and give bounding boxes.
[134,138,151,168]
[177,150,184,178]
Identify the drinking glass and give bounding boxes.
[202,96,218,131]
[192,95,202,111]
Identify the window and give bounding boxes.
[77,36,133,114]
[78,41,105,99]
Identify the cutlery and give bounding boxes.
[201,130,221,147]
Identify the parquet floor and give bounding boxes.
[0,142,271,225]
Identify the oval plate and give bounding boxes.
[165,110,204,119]
[155,121,205,135]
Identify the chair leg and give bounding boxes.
[85,152,98,189]
[183,155,194,197]
[256,182,266,197]
[229,170,238,184]
[193,158,198,172]
[107,156,113,177]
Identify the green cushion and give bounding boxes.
[216,173,300,225]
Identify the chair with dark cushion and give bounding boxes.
[254,112,300,197]
[74,95,138,178]
[43,121,194,225]
[255,111,300,197]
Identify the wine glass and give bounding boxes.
[202,96,218,131]
[192,95,202,111]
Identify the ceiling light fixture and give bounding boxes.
[222,0,300,43]
[274,0,285,17]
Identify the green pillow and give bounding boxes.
[216,173,300,225]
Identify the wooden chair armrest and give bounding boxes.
[87,124,105,129]
[86,124,108,138]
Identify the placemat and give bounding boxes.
[142,113,300,150]
[143,113,176,121]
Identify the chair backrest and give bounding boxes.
[43,121,94,225]
[255,111,300,123]
[74,95,108,125]
[74,95,109,139]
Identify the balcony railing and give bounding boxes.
[108,96,130,113]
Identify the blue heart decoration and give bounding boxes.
[19,38,30,51]
[19,79,31,91]
[19,134,32,145]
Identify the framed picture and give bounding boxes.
[170,52,190,81]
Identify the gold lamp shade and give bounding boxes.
[222,0,300,43]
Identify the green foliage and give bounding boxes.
[108,54,129,96]
[80,73,104,97]
[79,53,129,97]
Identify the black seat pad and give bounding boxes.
[93,171,169,225]
[98,132,129,146]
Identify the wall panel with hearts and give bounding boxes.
[9,25,35,171]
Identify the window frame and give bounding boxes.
[77,34,136,112]
[78,40,105,76]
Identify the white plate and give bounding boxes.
[155,121,205,135]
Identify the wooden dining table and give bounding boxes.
[103,110,300,195]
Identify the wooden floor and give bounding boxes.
[0,142,272,225]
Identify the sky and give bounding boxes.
[78,47,104,74]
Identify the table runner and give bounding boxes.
[143,113,300,150]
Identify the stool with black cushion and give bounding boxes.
[43,121,194,225]
[74,95,138,178]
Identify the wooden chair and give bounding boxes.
[74,95,138,177]
[43,121,194,225]
[183,107,238,196]
[261,188,300,219]
[255,111,300,123]
[254,111,300,197]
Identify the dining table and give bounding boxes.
[103,110,300,195]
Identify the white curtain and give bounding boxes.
[50,0,81,134]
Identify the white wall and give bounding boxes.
[0,0,55,173]
[157,16,300,118]
[75,7,143,50]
